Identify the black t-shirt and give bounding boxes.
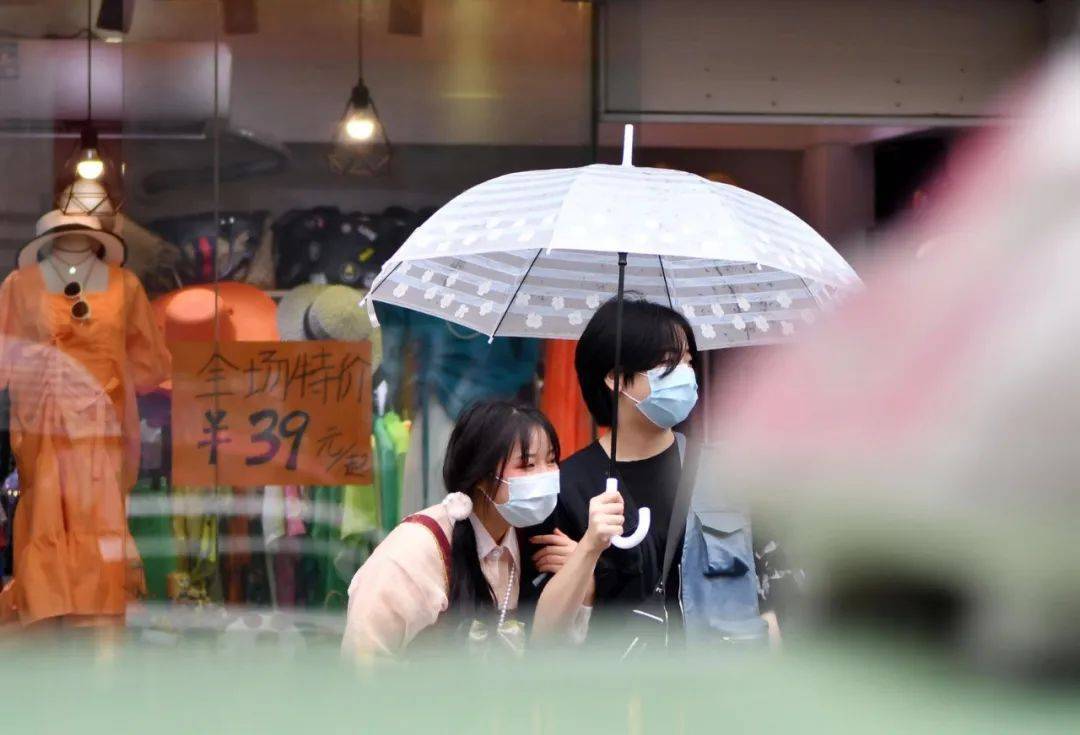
[554,439,801,632]
[555,439,683,614]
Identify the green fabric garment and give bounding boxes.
[305,485,372,611]
[387,413,410,485]
[375,411,410,528]
[341,483,378,540]
[128,477,178,601]
[373,415,400,531]
[171,485,224,603]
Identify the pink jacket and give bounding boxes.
[342,493,470,658]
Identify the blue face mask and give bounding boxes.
[624,364,698,429]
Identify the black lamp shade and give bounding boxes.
[96,0,135,33]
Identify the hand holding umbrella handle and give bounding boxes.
[604,477,651,550]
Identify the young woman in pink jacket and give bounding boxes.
[342,400,622,659]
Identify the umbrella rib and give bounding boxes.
[722,263,752,344]
[657,255,674,309]
[368,261,404,301]
[488,248,543,340]
[798,275,822,307]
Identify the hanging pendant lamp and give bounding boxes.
[329,0,391,175]
[59,0,122,216]
[341,82,380,143]
[74,126,104,181]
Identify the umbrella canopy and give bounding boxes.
[366,160,859,347]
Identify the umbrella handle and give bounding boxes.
[604,477,651,549]
[611,508,650,549]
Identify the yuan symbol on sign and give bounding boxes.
[197,409,231,465]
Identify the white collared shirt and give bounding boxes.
[469,514,520,611]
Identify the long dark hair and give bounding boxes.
[442,400,561,613]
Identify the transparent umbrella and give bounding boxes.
[367,126,860,547]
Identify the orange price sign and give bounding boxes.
[171,341,372,486]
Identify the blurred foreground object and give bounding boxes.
[714,42,1080,678]
[2,638,1078,733]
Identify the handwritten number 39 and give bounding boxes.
[246,409,310,470]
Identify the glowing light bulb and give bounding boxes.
[345,117,377,142]
[77,151,105,180]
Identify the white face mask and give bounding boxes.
[488,470,560,528]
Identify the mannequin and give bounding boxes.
[40,234,110,296]
[0,210,170,628]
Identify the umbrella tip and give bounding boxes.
[622,124,634,167]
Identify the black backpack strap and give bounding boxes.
[655,435,702,597]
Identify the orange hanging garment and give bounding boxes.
[0,265,170,626]
[540,340,594,458]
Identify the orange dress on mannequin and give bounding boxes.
[0,264,170,626]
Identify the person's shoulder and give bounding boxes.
[368,520,436,564]
[351,512,449,591]
[559,442,607,502]
[690,442,725,477]
[561,442,606,476]
[413,492,471,540]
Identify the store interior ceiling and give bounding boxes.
[0,0,1037,263]
[0,0,593,146]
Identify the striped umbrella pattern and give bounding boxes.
[367,163,859,348]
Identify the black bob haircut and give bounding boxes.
[575,295,699,427]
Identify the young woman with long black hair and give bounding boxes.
[342,400,623,658]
